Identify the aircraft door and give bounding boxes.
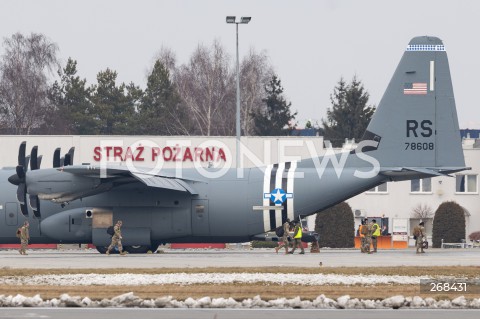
[5,203,18,226]
[191,199,209,236]
[91,209,113,246]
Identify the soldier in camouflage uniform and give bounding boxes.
[275,219,291,254]
[414,221,426,254]
[359,219,367,253]
[106,220,126,255]
[19,221,30,255]
[364,219,373,254]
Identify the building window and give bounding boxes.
[411,178,432,193]
[455,175,477,193]
[367,183,388,193]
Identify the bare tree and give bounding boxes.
[152,46,177,77]
[240,49,274,136]
[149,44,275,136]
[175,40,235,136]
[411,203,435,219]
[0,33,59,134]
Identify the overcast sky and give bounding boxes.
[1,0,478,129]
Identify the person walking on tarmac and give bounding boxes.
[18,221,30,255]
[364,218,372,254]
[413,221,426,254]
[288,221,305,254]
[275,218,292,254]
[371,219,380,253]
[359,219,367,253]
[106,220,127,256]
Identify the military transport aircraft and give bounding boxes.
[0,36,468,253]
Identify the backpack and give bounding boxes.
[413,226,420,237]
[360,225,368,235]
[16,228,21,238]
[107,226,115,236]
[275,226,284,237]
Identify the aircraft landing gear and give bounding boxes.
[96,244,160,254]
[124,244,160,254]
[96,246,115,254]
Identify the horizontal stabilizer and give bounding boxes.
[380,166,470,179]
[404,167,452,177]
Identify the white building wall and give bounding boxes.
[0,135,325,170]
[346,141,480,241]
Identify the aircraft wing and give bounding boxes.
[130,172,198,194]
[59,165,200,195]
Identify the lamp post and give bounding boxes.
[226,16,251,170]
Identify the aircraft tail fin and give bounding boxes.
[360,36,466,171]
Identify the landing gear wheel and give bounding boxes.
[96,246,119,254]
[96,246,108,254]
[124,245,150,254]
[149,244,160,253]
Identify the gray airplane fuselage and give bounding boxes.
[0,153,386,248]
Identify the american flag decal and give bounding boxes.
[404,82,427,95]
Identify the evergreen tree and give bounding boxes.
[322,76,375,147]
[137,60,189,135]
[432,201,466,248]
[314,202,355,248]
[251,75,296,136]
[90,69,141,134]
[47,58,95,134]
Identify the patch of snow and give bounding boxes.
[411,296,425,308]
[336,295,350,309]
[452,296,467,307]
[0,273,429,286]
[1,270,478,309]
[0,293,478,309]
[382,295,405,309]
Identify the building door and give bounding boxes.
[191,199,209,236]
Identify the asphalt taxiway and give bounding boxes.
[1,308,480,319]
[0,247,479,268]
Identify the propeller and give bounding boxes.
[8,142,28,216]
[9,142,75,218]
[52,146,75,167]
[53,148,61,168]
[28,145,42,218]
[30,146,38,170]
[29,194,41,218]
[64,147,75,166]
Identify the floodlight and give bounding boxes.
[240,17,251,24]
